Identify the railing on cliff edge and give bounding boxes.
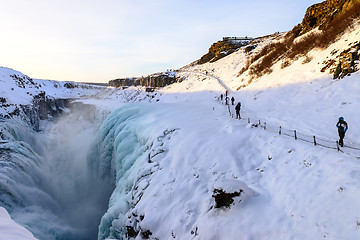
[178,69,360,158]
[180,69,360,158]
[221,99,360,159]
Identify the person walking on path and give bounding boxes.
[235,102,241,119]
[220,94,223,102]
[336,117,348,147]
[225,96,229,105]
[231,97,235,105]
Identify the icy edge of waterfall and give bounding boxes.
[90,104,179,240]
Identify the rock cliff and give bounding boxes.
[108,72,181,88]
[300,0,360,34]
[6,93,71,131]
[198,39,251,64]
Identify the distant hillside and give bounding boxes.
[0,67,103,128]
[108,71,183,88]
[238,0,360,80]
[191,0,360,82]
[80,82,108,87]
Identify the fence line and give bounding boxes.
[218,98,360,159]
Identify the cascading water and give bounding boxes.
[88,104,180,240]
[88,105,153,239]
[0,103,114,240]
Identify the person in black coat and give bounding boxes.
[231,97,235,105]
[235,102,241,119]
[336,117,348,147]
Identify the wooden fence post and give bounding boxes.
[294,130,297,140]
[264,122,266,130]
[248,118,250,123]
[313,136,317,145]
[279,126,282,135]
[336,141,340,151]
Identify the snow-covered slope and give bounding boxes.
[184,21,360,91]
[0,207,37,240]
[173,22,360,147]
[0,67,104,118]
[92,97,360,240]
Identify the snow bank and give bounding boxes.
[0,207,37,240]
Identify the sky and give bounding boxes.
[0,0,322,83]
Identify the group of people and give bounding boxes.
[220,91,241,119]
[219,92,350,148]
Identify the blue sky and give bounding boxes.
[0,0,322,83]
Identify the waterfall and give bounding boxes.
[0,103,113,240]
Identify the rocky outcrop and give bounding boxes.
[321,42,360,78]
[199,39,251,64]
[23,95,70,131]
[108,72,180,88]
[0,92,71,131]
[10,74,40,89]
[300,0,360,34]
[212,188,242,208]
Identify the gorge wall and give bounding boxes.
[108,72,180,88]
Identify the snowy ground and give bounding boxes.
[0,207,37,240]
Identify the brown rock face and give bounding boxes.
[332,46,360,78]
[108,72,180,88]
[321,42,360,78]
[300,0,360,34]
[199,39,252,64]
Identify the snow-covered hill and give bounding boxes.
[0,67,104,118]
[175,21,360,145]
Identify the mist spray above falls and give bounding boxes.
[0,103,114,240]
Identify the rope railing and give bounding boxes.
[218,98,360,159]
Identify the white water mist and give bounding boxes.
[0,103,114,240]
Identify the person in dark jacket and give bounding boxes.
[220,94,223,101]
[231,97,235,105]
[235,102,241,119]
[336,117,348,147]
